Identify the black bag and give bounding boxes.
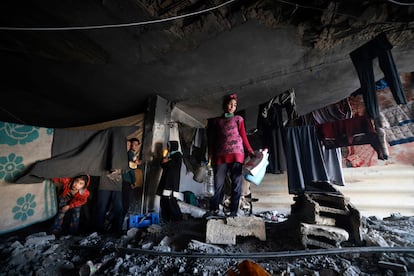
[160,196,182,221]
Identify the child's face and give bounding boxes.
[72,178,86,190]
[226,99,237,114]
[131,141,140,152]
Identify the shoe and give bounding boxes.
[228,212,238,217]
[51,228,61,237]
[203,210,217,217]
[203,210,223,219]
[227,210,243,217]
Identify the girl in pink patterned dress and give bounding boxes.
[206,93,254,217]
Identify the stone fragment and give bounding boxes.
[378,261,408,273]
[300,222,349,248]
[187,239,225,253]
[206,216,266,245]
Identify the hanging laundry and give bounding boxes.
[316,116,387,160]
[257,88,298,174]
[350,32,407,119]
[284,125,330,194]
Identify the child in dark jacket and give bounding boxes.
[50,174,91,235]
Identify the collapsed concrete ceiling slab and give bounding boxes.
[0,0,413,127]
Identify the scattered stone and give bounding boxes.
[300,222,349,248]
[188,239,225,253]
[25,232,55,245]
[206,216,266,245]
[0,214,413,275]
[378,260,408,273]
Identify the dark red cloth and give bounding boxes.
[316,116,386,160]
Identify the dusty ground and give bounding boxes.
[1,212,414,275]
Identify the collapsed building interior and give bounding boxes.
[1,0,414,275]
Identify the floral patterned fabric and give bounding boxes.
[0,122,57,234]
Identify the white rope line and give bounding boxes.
[1,0,412,32]
[387,0,414,6]
[0,0,236,31]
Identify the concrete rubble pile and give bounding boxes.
[290,187,364,249]
[0,213,414,275]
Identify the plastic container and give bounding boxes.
[244,148,269,176]
[245,159,269,185]
[129,213,160,228]
[204,165,215,197]
[244,148,269,185]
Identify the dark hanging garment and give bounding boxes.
[350,33,407,119]
[160,196,182,222]
[302,98,353,186]
[257,102,286,174]
[258,88,298,174]
[284,125,330,194]
[156,141,183,222]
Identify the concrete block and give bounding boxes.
[300,222,349,249]
[206,216,266,245]
[315,215,336,226]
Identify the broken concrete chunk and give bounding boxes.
[206,216,266,245]
[300,222,349,249]
[187,239,225,254]
[177,201,206,218]
[378,260,408,273]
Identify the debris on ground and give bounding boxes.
[1,213,414,275]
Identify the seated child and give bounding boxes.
[50,174,90,235]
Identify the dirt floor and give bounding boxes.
[1,211,414,275]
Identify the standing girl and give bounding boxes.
[207,93,254,217]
